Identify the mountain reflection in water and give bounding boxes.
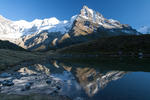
[0,58,150,100]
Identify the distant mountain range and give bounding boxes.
[0,6,140,51]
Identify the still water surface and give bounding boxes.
[0,59,150,100]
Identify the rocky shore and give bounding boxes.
[0,70,74,100]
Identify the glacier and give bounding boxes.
[0,15,76,39]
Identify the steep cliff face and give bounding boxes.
[0,6,139,51]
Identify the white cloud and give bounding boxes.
[138,26,150,34]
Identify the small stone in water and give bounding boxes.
[2,80,14,86]
[56,85,61,90]
[22,82,33,91]
[25,84,31,90]
[46,80,52,84]
[0,73,11,78]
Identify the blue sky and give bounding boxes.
[0,0,150,29]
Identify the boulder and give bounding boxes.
[2,80,14,86]
[56,85,61,90]
[13,72,23,79]
[21,82,33,91]
[46,80,52,84]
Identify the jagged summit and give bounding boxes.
[69,6,139,37]
[79,6,104,22]
[76,6,132,30]
[80,5,95,18]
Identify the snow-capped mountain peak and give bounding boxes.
[79,5,104,22]
[80,6,95,18]
[77,6,133,30]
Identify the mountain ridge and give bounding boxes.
[0,6,140,51]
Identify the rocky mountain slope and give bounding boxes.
[0,6,140,51]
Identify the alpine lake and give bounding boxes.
[0,57,150,100]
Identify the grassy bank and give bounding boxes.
[58,34,150,55]
[0,49,46,71]
[0,40,25,51]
